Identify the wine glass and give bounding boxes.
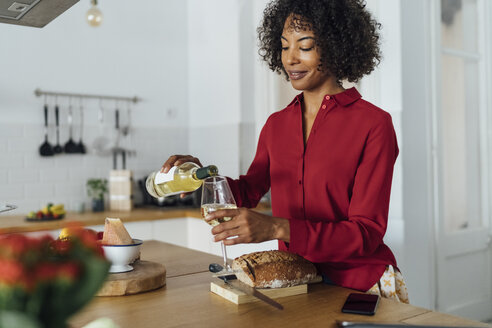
[201,176,237,273]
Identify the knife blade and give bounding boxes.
[219,275,284,310]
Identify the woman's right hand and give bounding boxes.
[160,155,203,173]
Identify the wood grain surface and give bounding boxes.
[0,208,201,234]
[96,261,166,296]
[140,240,221,278]
[0,204,271,234]
[210,280,308,304]
[68,241,490,328]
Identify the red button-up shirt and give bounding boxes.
[227,87,399,291]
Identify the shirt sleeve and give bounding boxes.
[227,120,271,208]
[287,113,399,263]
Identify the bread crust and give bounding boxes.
[232,250,318,288]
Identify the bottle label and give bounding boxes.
[154,166,177,185]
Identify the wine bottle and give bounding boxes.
[146,162,218,198]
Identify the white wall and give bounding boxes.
[187,0,258,179]
[362,0,406,273]
[400,0,437,310]
[0,0,189,213]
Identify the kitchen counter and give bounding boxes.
[0,208,202,234]
[69,241,489,328]
[0,204,272,234]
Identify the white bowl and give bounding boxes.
[101,239,143,273]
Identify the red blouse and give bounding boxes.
[227,87,399,291]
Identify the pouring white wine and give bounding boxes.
[146,162,218,198]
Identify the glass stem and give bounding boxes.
[221,241,229,270]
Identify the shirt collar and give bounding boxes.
[330,87,361,107]
[287,87,361,108]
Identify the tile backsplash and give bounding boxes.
[0,123,187,214]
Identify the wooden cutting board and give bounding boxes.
[96,260,166,296]
[210,276,322,304]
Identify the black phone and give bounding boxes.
[341,293,380,316]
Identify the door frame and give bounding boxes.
[402,0,492,318]
[432,0,492,320]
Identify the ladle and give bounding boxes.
[64,99,78,154]
[39,99,54,157]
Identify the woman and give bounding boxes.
[162,0,408,303]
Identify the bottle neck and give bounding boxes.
[193,165,218,180]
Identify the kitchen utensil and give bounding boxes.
[112,148,126,170]
[39,102,54,156]
[92,100,111,156]
[201,177,236,274]
[64,101,78,154]
[96,261,166,296]
[0,204,17,213]
[102,239,143,273]
[114,107,120,148]
[209,263,284,310]
[76,99,86,154]
[121,101,131,137]
[53,104,63,154]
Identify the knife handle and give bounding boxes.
[218,275,237,281]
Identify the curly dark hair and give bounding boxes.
[257,0,381,83]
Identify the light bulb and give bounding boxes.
[86,0,103,27]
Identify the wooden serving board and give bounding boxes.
[96,260,166,296]
[210,276,322,304]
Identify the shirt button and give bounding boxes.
[321,104,327,109]
[298,180,302,185]
[325,95,330,100]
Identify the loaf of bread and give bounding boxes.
[102,218,133,245]
[232,250,318,288]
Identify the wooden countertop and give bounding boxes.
[69,241,489,328]
[0,205,272,234]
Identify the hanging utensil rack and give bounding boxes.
[34,88,141,104]
[34,88,140,157]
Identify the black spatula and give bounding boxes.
[53,105,63,154]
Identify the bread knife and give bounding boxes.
[219,275,284,310]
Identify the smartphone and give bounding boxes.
[341,293,380,315]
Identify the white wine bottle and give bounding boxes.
[146,162,218,198]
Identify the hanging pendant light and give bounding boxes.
[86,0,103,27]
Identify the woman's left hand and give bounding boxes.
[204,208,290,245]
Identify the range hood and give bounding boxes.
[0,0,79,28]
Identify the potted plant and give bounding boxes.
[86,178,108,212]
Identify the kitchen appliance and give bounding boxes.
[0,0,79,28]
